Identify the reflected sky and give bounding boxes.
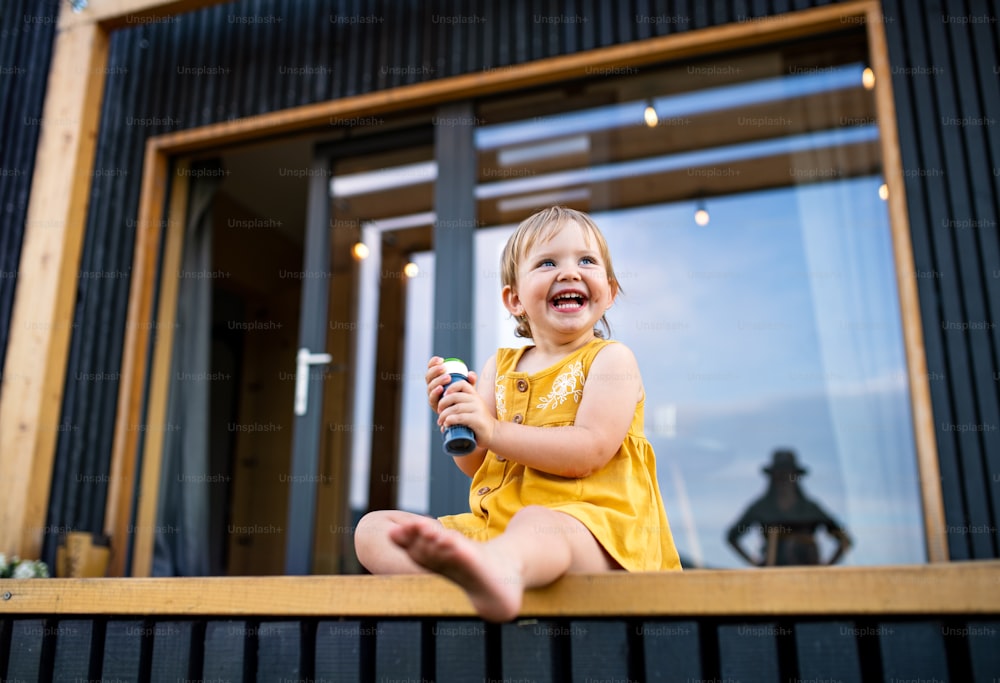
[466,177,924,568]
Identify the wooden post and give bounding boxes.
[0,0,228,565]
[0,8,110,560]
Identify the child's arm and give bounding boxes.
[426,355,495,477]
[437,344,641,478]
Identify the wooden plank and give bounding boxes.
[256,621,306,682]
[501,620,557,683]
[966,621,1000,683]
[794,621,863,683]
[569,620,629,683]
[5,619,53,682]
[315,620,365,683]
[434,620,488,681]
[640,621,702,683]
[718,623,782,683]
[865,0,949,563]
[100,620,148,681]
[51,619,98,683]
[0,7,109,562]
[202,621,249,682]
[58,0,231,30]
[2,562,1000,617]
[149,621,197,683]
[374,621,423,682]
[124,159,189,578]
[878,621,949,682]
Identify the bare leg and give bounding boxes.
[390,505,618,622]
[354,509,441,574]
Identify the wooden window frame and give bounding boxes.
[0,0,947,579]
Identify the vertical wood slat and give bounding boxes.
[203,620,251,682]
[640,620,703,683]
[966,621,1000,683]
[920,0,996,562]
[569,620,630,683]
[878,621,950,682]
[149,621,198,683]
[256,621,304,682]
[960,0,1000,555]
[434,620,488,681]
[100,620,149,681]
[718,622,782,683]
[314,620,365,683]
[501,620,558,683]
[794,621,863,683]
[51,619,99,683]
[5,619,54,682]
[374,620,423,682]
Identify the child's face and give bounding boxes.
[503,220,617,342]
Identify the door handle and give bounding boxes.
[294,347,333,416]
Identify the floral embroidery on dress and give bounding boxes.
[494,375,507,420]
[536,360,585,409]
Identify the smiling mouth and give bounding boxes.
[550,291,588,311]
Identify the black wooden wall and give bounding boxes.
[0,0,60,377]
[2,613,999,682]
[882,0,1000,561]
[0,0,995,565]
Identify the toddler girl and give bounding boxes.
[354,206,681,622]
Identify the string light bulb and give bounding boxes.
[694,201,710,226]
[643,101,659,128]
[351,241,370,260]
[878,183,889,200]
[862,67,875,90]
[403,262,419,278]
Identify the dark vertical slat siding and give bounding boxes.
[881,0,1000,560]
[6,616,995,682]
[0,0,60,377]
[13,0,990,563]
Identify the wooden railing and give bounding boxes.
[2,562,998,681]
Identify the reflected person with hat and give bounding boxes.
[726,449,852,566]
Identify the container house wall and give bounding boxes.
[0,0,60,377]
[0,0,995,565]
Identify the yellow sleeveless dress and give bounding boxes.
[439,338,681,572]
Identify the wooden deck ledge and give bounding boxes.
[2,561,998,618]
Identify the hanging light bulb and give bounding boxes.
[643,101,659,128]
[351,241,370,260]
[403,262,419,278]
[862,67,875,90]
[878,182,889,200]
[694,201,710,226]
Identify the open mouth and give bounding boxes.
[550,290,588,311]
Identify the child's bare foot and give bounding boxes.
[389,518,523,622]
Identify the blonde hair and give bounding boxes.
[500,206,621,339]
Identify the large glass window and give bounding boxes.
[346,31,925,568]
[470,32,924,567]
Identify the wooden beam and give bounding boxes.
[59,0,231,31]
[102,141,175,577]
[148,0,876,156]
[866,3,948,562]
[1,562,998,617]
[0,7,110,561]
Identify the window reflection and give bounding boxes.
[469,33,924,567]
